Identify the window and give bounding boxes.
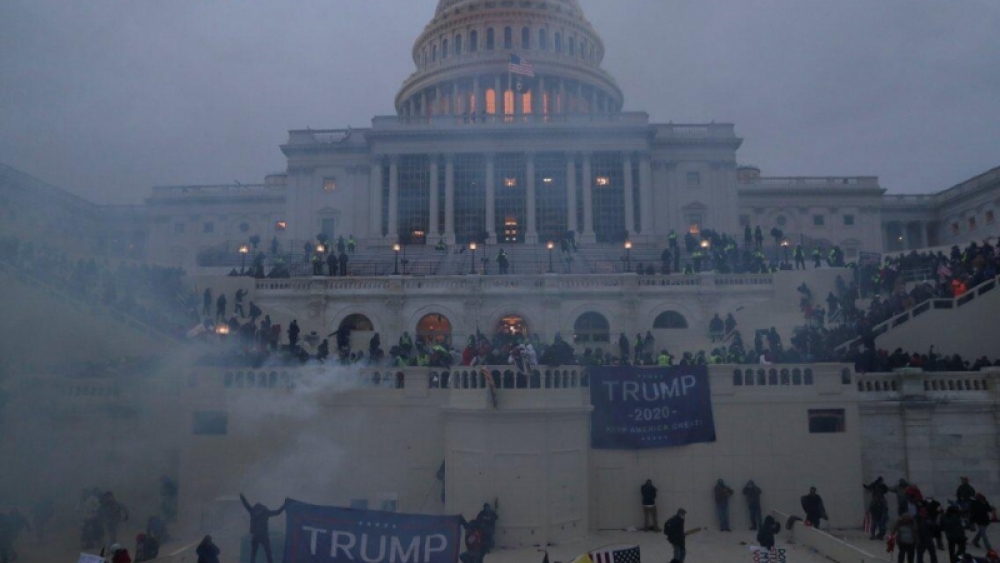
[454,34,462,56]
[323,177,337,192]
[469,30,478,52]
[275,220,287,231]
[843,214,855,226]
[432,44,437,62]
[555,32,562,53]
[239,222,250,233]
[504,27,512,49]
[686,172,701,187]
[653,311,688,329]
[203,222,215,233]
[573,312,610,343]
[522,27,530,49]
[174,222,185,234]
[568,36,575,57]
[813,215,825,227]
[969,217,977,230]
[486,28,495,50]
[987,210,996,224]
[494,153,526,243]
[951,222,960,235]
[591,152,625,243]
[539,28,548,51]
[442,38,448,58]
[685,214,703,231]
[808,409,845,434]
[193,411,228,435]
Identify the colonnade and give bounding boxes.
[400,73,620,118]
[369,151,653,245]
[883,220,937,251]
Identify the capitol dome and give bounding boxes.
[396,0,624,118]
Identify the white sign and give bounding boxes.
[751,546,788,563]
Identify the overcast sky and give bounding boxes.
[1,0,998,204]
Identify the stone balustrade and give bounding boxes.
[856,369,997,400]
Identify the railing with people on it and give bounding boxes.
[835,274,1000,352]
[856,369,997,400]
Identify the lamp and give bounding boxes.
[469,242,477,274]
[393,243,401,275]
[547,241,555,273]
[624,239,633,272]
[238,244,250,275]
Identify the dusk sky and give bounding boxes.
[1,0,998,204]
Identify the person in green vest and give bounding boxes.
[657,350,672,366]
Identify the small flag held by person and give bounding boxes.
[509,54,535,77]
[590,544,641,563]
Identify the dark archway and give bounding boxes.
[653,311,688,329]
[573,312,610,343]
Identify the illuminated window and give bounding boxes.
[595,176,610,187]
[504,177,518,188]
[504,89,514,116]
[686,172,701,187]
[486,28,495,50]
[504,27,512,49]
[494,153,526,243]
[542,177,553,184]
[486,89,497,114]
[503,216,519,242]
[535,153,568,244]
[275,221,287,231]
[323,177,337,191]
[522,91,532,114]
[416,313,453,345]
[398,155,430,245]
[592,152,625,243]
[454,154,487,244]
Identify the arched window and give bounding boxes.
[521,27,530,49]
[574,312,610,343]
[653,311,688,329]
[417,314,453,345]
[485,88,497,114]
[337,314,375,351]
[504,27,513,49]
[486,28,495,50]
[432,44,438,62]
[455,34,462,56]
[555,32,562,53]
[568,36,576,56]
[539,28,548,51]
[442,38,449,59]
[496,315,529,338]
[469,30,478,52]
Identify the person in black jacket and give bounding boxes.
[916,508,939,563]
[865,477,890,540]
[970,494,993,551]
[239,494,286,563]
[800,487,827,529]
[641,480,659,532]
[664,509,689,563]
[943,505,968,563]
[195,535,220,563]
[757,515,781,550]
[743,480,763,531]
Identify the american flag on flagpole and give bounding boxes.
[509,54,535,77]
[589,545,640,563]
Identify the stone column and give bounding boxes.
[407,99,415,118]
[435,86,442,116]
[485,153,497,244]
[452,82,459,115]
[495,76,503,116]
[429,156,440,240]
[388,156,400,240]
[419,91,427,117]
[566,154,578,234]
[369,156,383,238]
[623,153,635,237]
[639,152,653,237]
[590,87,597,114]
[558,78,566,114]
[445,155,456,245]
[473,76,481,116]
[526,152,538,244]
[581,153,595,243]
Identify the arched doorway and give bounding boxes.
[337,314,375,352]
[495,315,529,340]
[653,311,688,330]
[573,312,610,344]
[416,314,452,345]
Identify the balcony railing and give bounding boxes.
[741,176,880,189]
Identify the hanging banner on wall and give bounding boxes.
[282,499,462,563]
[589,366,716,449]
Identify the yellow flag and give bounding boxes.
[571,555,594,563]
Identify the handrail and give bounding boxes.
[835,274,1000,351]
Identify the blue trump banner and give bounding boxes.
[282,499,462,563]
[590,366,716,449]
